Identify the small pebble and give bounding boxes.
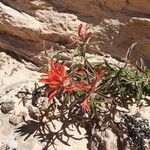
[1,102,15,114]
[28,105,40,120]
[9,115,23,126]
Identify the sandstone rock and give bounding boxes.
[1,101,15,114]
[50,0,150,18]
[21,96,32,107]
[38,98,49,111]
[0,1,150,66]
[9,115,24,126]
[119,17,150,64]
[18,111,27,119]
[0,1,78,65]
[101,0,150,15]
[124,0,150,15]
[89,128,118,150]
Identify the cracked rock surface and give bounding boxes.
[0,0,150,66]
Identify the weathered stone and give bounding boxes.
[28,105,40,120]
[9,115,23,126]
[38,98,49,111]
[118,17,150,64]
[1,101,15,114]
[89,128,118,150]
[0,1,150,66]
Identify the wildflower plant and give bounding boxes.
[17,24,150,149]
[38,23,150,125]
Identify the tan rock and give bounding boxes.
[119,17,150,63]
[0,1,77,65]
[125,0,150,15]
[1,101,15,114]
[9,114,24,126]
[89,128,118,150]
[0,0,150,66]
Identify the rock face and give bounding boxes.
[0,0,150,64]
[119,18,150,64]
[0,0,150,65]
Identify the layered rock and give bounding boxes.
[0,0,150,65]
[119,18,150,64]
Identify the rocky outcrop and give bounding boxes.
[0,0,150,65]
[50,0,150,18]
[0,1,77,65]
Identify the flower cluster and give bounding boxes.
[39,23,105,113]
[40,60,69,101]
[40,60,105,112]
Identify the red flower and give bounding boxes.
[71,24,92,46]
[77,24,91,39]
[80,70,105,113]
[95,70,105,81]
[81,96,90,112]
[40,60,94,101]
[40,60,105,113]
[39,60,69,101]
